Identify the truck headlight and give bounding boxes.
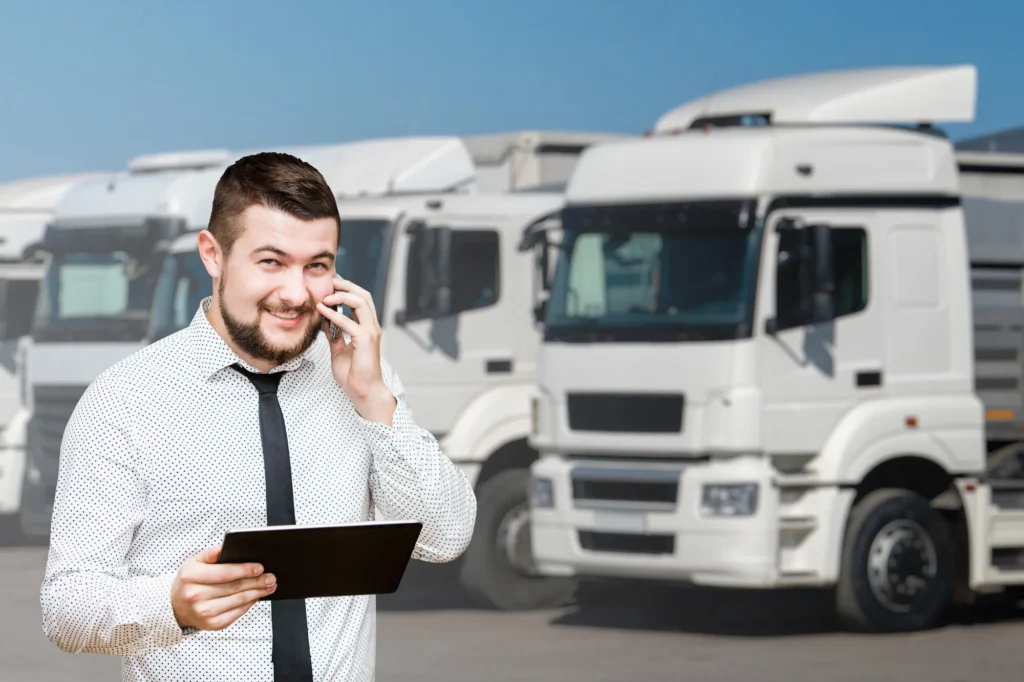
[700,483,758,517]
[529,476,554,508]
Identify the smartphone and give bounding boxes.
[325,291,349,343]
[327,304,341,342]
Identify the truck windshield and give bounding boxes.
[337,219,393,308]
[32,249,161,343]
[148,249,213,342]
[545,200,761,342]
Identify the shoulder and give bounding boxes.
[79,329,192,409]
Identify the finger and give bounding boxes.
[201,573,276,600]
[186,560,263,585]
[196,544,222,564]
[317,302,367,342]
[333,275,378,321]
[207,595,266,631]
[323,291,375,326]
[204,582,276,621]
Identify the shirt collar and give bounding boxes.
[188,296,325,380]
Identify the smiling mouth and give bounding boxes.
[264,308,310,325]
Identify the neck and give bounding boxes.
[206,295,277,373]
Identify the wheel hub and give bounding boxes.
[867,518,937,612]
[496,501,537,576]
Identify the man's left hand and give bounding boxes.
[317,274,396,426]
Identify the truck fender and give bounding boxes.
[812,395,984,483]
[440,383,534,468]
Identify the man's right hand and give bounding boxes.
[171,545,276,631]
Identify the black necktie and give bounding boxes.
[231,363,314,682]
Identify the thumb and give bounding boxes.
[198,544,222,564]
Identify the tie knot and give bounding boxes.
[231,363,286,395]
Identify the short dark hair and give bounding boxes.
[208,151,340,256]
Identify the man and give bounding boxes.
[39,152,477,681]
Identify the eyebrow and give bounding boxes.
[252,245,336,262]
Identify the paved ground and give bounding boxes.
[4,522,1024,681]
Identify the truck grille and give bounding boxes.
[571,466,681,508]
[567,392,684,433]
[579,530,674,555]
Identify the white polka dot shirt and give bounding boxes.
[39,297,477,681]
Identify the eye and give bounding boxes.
[260,258,280,266]
[308,262,330,271]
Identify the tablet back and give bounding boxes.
[217,520,423,601]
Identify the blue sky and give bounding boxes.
[0,0,1021,181]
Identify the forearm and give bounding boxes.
[363,401,477,562]
[40,569,185,655]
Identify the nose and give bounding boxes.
[277,265,310,308]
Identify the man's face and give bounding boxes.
[210,204,338,365]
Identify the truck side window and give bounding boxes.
[450,230,500,313]
[775,226,868,329]
[831,228,868,317]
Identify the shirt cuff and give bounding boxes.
[357,397,421,458]
[129,573,194,648]
[357,391,403,433]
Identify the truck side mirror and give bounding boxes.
[0,278,39,341]
[394,224,452,324]
[433,226,453,318]
[764,219,834,335]
[808,223,835,324]
[533,298,548,325]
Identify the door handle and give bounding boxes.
[486,359,513,374]
[856,370,882,388]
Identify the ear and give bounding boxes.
[197,230,223,279]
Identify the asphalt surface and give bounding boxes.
[3,520,1024,682]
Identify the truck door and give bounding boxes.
[754,209,884,454]
[383,213,525,438]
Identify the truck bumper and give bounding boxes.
[530,454,852,588]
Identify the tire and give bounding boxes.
[459,468,577,610]
[835,488,953,632]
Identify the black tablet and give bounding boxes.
[217,520,423,601]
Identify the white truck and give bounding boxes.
[0,173,101,523]
[145,131,624,609]
[17,150,245,537]
[527,64,1024,632]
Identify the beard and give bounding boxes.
[218,275,323,365]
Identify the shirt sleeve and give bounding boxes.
[39,371,192,655]
[357,358,477,563]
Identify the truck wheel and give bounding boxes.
[459,468,577,610]
[836,488,953,632]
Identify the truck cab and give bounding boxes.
[528,64,1024,632]
[19,150,235,536]
[0,173,102,521]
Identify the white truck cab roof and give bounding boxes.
[462,130,630,192]
[654,64,976,132]
[51,150,233,231]
[0,173,104,261]
[568,65,977,205]
[51,136,482,238]
[273,136,477,198]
